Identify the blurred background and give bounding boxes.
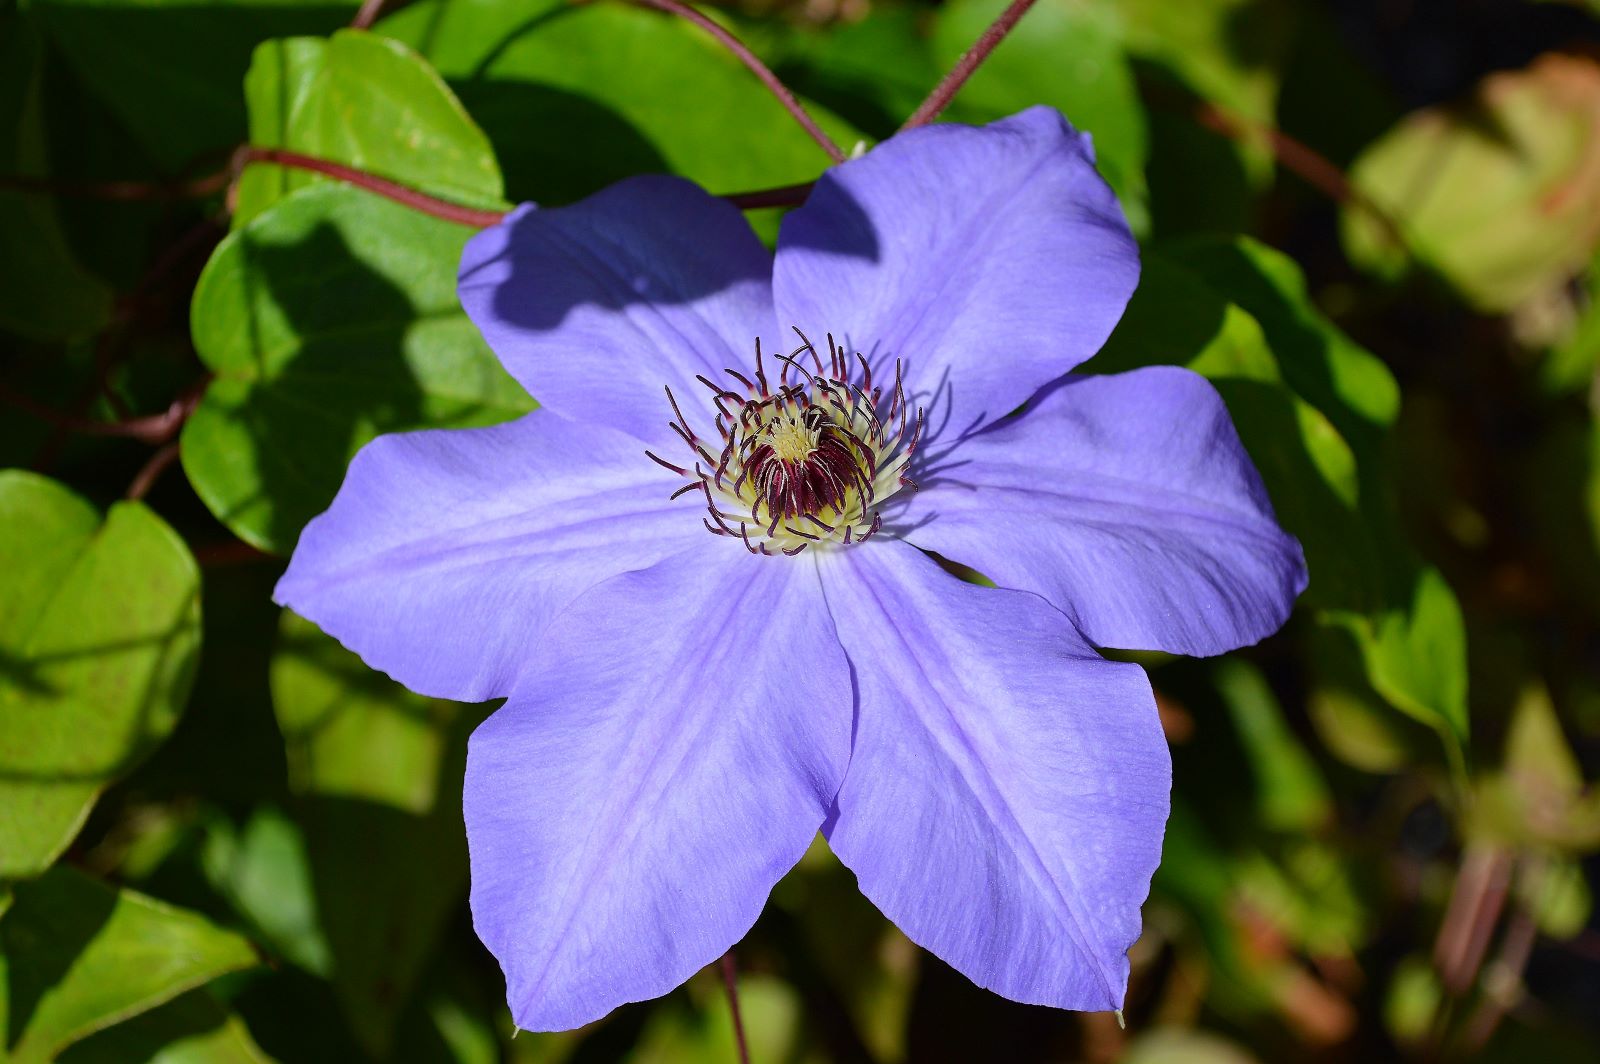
[3,0,1600,1060]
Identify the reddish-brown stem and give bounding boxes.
[0,381,204,446]
[1194,103,1352,204]
[350,0,392,29]
[902,0,1040,130]
[627,0,846,164]
[126,442,181,501]
[1193,101,1406,246]
[9,144,810,224]
[252,144,816,219]
[237,147,509,227]
[719,952,751,1064]
[194,539,272,567]
[723,181,815,210]
[1434,846,1514,996]
[1459,903,1538,1054]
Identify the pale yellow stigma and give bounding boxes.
[767,413,819,463]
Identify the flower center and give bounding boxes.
[645,331,923,556]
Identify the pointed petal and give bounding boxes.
[467,546,850,1031]
[817,540,1170,1010]
[774,107,1137,441]
[458,176,775,452]
[899,366,1307,656]
[275,410,702,702]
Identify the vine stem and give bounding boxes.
[719,952,751,1064]
[350,0,392,30]
[723,181,814,209]
[627,0,846,164]
[126,442,181,501]
[0,381,204,446]
[901,0,1040,130]
[236,147,508,227]
[1193,101,1407,249]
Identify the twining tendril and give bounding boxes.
[624,0,847,164]
[901,0,1042,131]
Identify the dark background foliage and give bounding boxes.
[3,0,1599,1061]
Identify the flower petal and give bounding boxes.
[774,106,1138,441]
[275,410,700,702]
[458,175,776,452]
[899,366,1307,656]
[467,545,850,1031]
[816,540,1169,1011]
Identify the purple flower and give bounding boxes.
[275,107,1306,1031]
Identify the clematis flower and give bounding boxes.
[276,106,1306,1031]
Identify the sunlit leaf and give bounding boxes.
[1141,238,1470,750]
[378,0,863,205]
[1091,251,1376,611]
[0,472,201,879]
[1339,566,1469,746]
[1344,52,1600,312]
[57,989,275,1064]
[182,183,532,555]
[234,29,504,227]
[1470,687,1600,851]
[0,867,256,1063]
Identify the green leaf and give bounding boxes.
[1518,858,1592,941]
[628,974,803,1064]
[1338,566,1469,745]
[0,867,256,1063]
[1470,687,1600,852]
[200,807,332,978]
[1163,237,1401,440]
[234,29,505,227]
[1344,53,1600,312]
[32,0,357,171]
[268,612,483,1058]
[1305,624,1433,775]
[934,0,1149,234]
[1093,246,1470,753]
[378,0,863,204]
[1147,237,1471,750]
[1540,253,1600,395]
[181,183,533,555]
[0,12,112,340]
[0,472,201,880]
[1383,955,1442,1046]
[1121,0,1295,183]
[1124,1027,1260,1064]
[1213,660,1332,833]
[274,613,459,813]
[57,990,275,1064]
[1091,252,1377,612]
